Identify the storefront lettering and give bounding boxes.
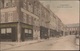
[0,24,17,27]
[22,25,32,29]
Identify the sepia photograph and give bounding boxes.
[0,0,79,51]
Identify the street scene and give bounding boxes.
[0,0,79,51]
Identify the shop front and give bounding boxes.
[50,29,57,37]
[21,23,33,41]
[0,23,17,42]
[40,26,48,39]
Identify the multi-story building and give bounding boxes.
[49,10,58,37]
[64,24,79,36]
[0,0,65,42]
[55,16,64,37]
[0,0,51,42]
[39,4,50,39]
[66,26,79,35]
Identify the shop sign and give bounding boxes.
[22,24,33,29]
[0,24,17,28]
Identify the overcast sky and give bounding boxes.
[40,0,79,25]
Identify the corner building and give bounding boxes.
[0,0,51,42]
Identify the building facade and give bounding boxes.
[0,0,65,42]
[66,27,79,35]
[63,23,79,36]
[49,10,59,37]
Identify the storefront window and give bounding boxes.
[1,28,6,34]
[25,29,28,33]
[29,30,32,34]
[6,28,12,33]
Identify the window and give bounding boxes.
[23,3,26,9]
[23,0,27,10]
[34,6,37,15]
[31,17,33,25]
[25,29,28,33]
[6,28,12,33]
[28,2,33,13]
[23,13,27,23]
[1,28,12,34]
[1,28,6,34]
[8,12,13,22]
[0,1,3,8]
[29,30,32,34]
[38,9,41,17]
[1,13,5,23]
[6,3,8,6]
[12,0,16,6]
[4,0,11,7]
[28,16,32,25]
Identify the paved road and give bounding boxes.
[2,35,79,51]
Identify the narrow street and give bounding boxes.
[2,35,79,51]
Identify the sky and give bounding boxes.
[40,0,79,25]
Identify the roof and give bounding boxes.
[66,23,79,28]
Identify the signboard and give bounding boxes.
[21,24,33,29]
[0,23,17,28]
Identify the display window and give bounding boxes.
[25,29,28,33]
[6,28,12,33]
[1,28,6,34]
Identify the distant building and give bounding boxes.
[65,24,79,35]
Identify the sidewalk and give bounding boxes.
[0,37,56,50]
[0,39,45,50]
[0,37,62,50]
